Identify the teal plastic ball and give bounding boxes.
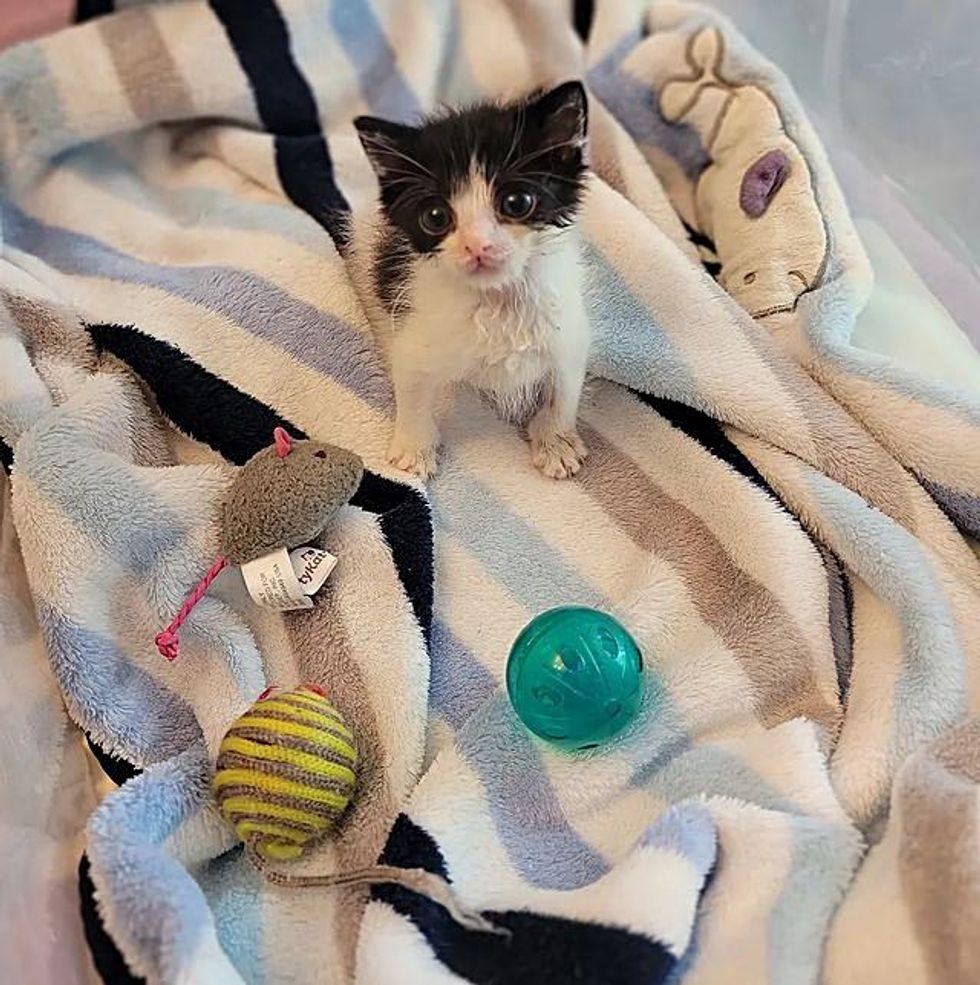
[506,607,643,751]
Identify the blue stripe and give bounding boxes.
[455,694,611,889]
[639,802,717,876]
[40,606,202,762]
[804,470,967,765]
[584,244,702,402]
[430,467,605,611]
[428,618,497,730]
[0,203,390,407]
[330,0,423,119]
[587,31,709,179]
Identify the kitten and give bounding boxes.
[352,81,591,480]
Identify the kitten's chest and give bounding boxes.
[464,287,559,391]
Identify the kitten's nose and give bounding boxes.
[462,239,501,271]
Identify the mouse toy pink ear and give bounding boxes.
[153,427,364,660]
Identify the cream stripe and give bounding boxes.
[43,22,135,148]
[807,353,980,492]
[282,507,418,981]
[25,167,357,314]
[579,422,837,730]
[4,263,390,468]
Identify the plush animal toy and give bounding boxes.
[155,427,363,660]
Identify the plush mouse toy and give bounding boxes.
[155,427,363,660]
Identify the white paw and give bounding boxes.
[530,430,588,480]
[388,437,438,479]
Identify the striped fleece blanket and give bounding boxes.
[2,2,979,984]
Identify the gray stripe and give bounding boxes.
[921,476,980,540]
[215,784,346,820]
[0,203,391,408]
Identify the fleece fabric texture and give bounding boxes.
[0,2,977,984]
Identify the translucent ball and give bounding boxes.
[506,607,643,751]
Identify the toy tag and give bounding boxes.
[288,546,336,596]
[241,546,336,611]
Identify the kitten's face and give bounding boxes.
[355,82,588,291]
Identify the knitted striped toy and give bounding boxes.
[213,684,357,862]
[213,684,497,934]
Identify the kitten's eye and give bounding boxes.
[418,200,452,236]
[498,189,537,221]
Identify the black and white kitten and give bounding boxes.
[352,81,591,480]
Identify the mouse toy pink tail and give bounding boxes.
[155,555,229,660]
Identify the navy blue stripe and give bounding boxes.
[573,0,595,41]
[208,0,350,249]
[79,855,145,985]
[76,0,114,22]
[636,393,777,498]
[375,814,676,985]
[85,323,432,636]
[86,735,140,786]
[681,220,717,254]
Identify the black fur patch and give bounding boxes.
[355,81,588,255]
[375,226,416,315]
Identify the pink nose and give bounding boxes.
[463,240,501,270]
[465,241,491,260]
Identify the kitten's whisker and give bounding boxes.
[502,105,527,170]
[362,135,435,178]
[503,139,582,172]
[513,171,582,188]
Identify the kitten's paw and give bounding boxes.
[530,430,588,480]
[388,438,439,479]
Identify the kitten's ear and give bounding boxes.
[528,80,588,146]
[354,116,419,176]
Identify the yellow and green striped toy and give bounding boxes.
[213,684,358,862]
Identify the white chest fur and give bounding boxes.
[399,238,583,403]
